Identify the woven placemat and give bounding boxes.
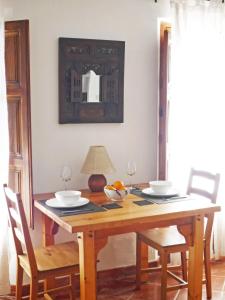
[39,200,106,217]
[131,188,190,205]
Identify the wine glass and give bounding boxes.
[127,161,136,190]
[60,166,72,190]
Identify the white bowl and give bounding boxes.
[104,187,129,201]
[149,181,172,195]
[55,190,81,206]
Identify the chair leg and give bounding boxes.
[181,251,188,282]
[204,244,212,299]
[160,251,168,300]
[136,234,142,290]
[30,276,38,300]
[16,262,23,300]
[69,273,76,300]
[44,294,53,300]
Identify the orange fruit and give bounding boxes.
[113,180,125,190]
[106,185,116,190]
[118,185,126,190]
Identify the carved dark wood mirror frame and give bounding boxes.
[59,38,125,123]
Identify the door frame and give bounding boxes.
[158,22,171,180]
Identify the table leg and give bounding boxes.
[77,231,98,300]
[42,214,58,295]
[136,235,149,288]
[140,240,149,279]
[188,215,204,300]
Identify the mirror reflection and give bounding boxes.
[82,70,101,102]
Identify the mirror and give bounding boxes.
[59,38,125,123]
[82,70,101,103]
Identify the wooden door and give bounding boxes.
[5,20,33,227]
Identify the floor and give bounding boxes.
[1,261,225,299]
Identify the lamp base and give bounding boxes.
[88,174,107,192]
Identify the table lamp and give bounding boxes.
[81,145,116,192]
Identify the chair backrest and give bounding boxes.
[186,168,220,243]
[186,168,220,204]
[3,184,38,274]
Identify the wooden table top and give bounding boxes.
[34,186,221,234]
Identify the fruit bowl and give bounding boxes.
[104,181,129,201]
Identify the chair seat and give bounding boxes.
[19,241,79,273]
[139,226,186,249]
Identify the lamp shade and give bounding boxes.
[81,145,116,192]
[81,145,116,175]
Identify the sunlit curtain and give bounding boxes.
[0,0,10,294]
[168,0,225,259]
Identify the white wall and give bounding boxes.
[3,0,170,284]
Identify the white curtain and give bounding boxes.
[168,0,225,259]
[0,0,10,294]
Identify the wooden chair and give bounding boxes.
[136,169,220,300]
[3,184,79,300]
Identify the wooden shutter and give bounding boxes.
[158,23,171,180]
[5,20,33,227]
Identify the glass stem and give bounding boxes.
[64,180,68,190]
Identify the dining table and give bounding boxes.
[34,184,221,300]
